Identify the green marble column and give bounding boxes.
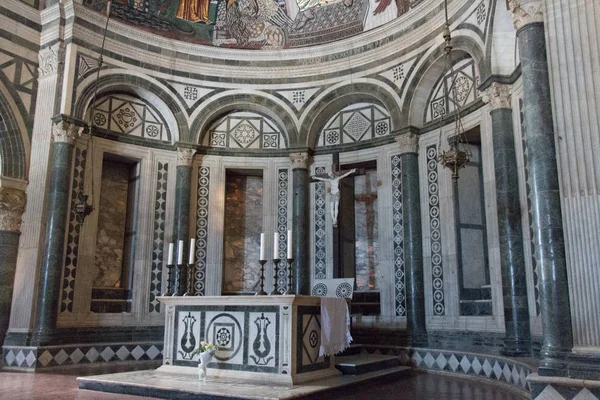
[510,0,572,374]
[32,122,80,345]
[0,185,26,347]
[396,134,427,338]
[290,152,310,295]
[482,83,531,357]
[172,148,194,296]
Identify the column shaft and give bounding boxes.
[490,107,531,356]
[32,141,74,343]
[401,152,426,336]
[292,168,309,295]
[518,22,573,372]
[172,165,192,295]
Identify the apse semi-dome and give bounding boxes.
[83,0,427,49]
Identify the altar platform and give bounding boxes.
[77,295,411,399]
[77,356,411,400]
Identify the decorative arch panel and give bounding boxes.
[316,103,391,148]
[203,111,287,149]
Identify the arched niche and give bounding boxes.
[74,72,184,143]
[190,92,297,147]
[304,81,401,149]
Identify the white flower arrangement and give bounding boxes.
[192,341,217,356]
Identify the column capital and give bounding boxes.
[395,133,419,155]
[52,121,82,144]
[289,152,309,170]
[508,0,544,31]
[481,83,513,110]
[177,147,196,166]
[38,43,63,78]
[0,187,26,231]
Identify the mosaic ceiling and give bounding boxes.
[84,0,424,49]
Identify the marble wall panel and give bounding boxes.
[93,160,129,288]
[222,175,263,293]
[354,169,379,290]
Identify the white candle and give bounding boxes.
[274,232,279,259]
[287,230,293,259]
[177,240,184,265]
[260,233,265,261]
[189,238,196,264]
[167,243,174,265]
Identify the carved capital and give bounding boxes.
[395,133,419,155]
[38,43,63,77]
[0,187,26,231]
[289,152,309,170]
[508,0,544,31]
[481,83,512,110]
[52,121,82,144]
[177,147,196,166]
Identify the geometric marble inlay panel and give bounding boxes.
[150,161,169,313]
[426,145,445,316]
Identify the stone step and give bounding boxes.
[335,354,401,375]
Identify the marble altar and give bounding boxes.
[157,295,342,386]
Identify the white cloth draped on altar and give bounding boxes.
[319,297,353,356]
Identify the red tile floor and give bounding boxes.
[0,369,527,400]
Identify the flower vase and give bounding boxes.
[198,349,215,382]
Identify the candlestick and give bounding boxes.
[177,240,184,265]
[167,243,174,265]
[287,230,293,259]
[257,260,267,296]
[184,262,195,296]
[260,233,265,261]
[163,263,174,296]
[271,259,281,295]
[285,258,295,295]
[189,238,196,264]
[273,232,279,259]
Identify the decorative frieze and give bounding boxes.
[481,83,512,110]
[52,121,82,144]
[0,187,26,231]
[177,148,195,166]
[508,0,544,31]
[38,44,62,78]
[395,133,419,155]
[290,152,309,170]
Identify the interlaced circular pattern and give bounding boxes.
[314,166,327,281]
[391,154,406,316]
[427,145,445,316]
[276,169,289,292]
[194,166,211,295]
[335,282,353,298]
[312,283,327,296]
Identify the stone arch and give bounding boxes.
[303,80,402,149]
[73,71,187,143]
[404,34,486,128]
[190,91,297,147]
[0,84,30,180]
